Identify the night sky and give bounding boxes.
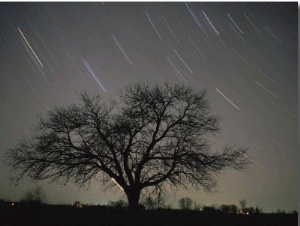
[0,2,298,212]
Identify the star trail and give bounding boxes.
[0,2,298,212]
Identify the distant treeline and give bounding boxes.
[0,200,298,226]
[0,198,297,215]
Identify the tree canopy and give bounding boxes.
[5,83,249,210]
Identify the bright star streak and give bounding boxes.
[185,3,205,32]
[255,81,279,99]
[188,36,207,60]
[167,57,187,83]
[216,88,240,110]
[83,60,107,93]
[17,26,43,67]
[173,49,193,74]
[145,11,162,41]
[202,11,219,36]
[112,35,132,65]
[227,13,244,35]
[258,69,281,87]
[111,178,124,191]
[112,35,139,72]
[244,14,261,34]
[234,147,263,169]
[162,15,179,42]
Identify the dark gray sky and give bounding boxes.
[0,2,298,212]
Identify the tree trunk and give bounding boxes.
[125,187,141,211]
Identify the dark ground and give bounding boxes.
[0,203,297,226]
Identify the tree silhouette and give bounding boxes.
[179,197,193,210]
[229,204,238,214]
[239,199,247,214]
[142,193,166,210]
[220,204,231,213]
[5,83,249,211]
[20,186,47,204]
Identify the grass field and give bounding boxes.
[0,203,297,226]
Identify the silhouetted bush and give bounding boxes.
[202,205,219,213]
[108,199,128,210]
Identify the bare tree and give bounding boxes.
[5,83,249,211]
[142,193,166,210]
[194,202,201,211]
[21,186,47,204]
[239,199,247,213]
[179,197,193,210]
